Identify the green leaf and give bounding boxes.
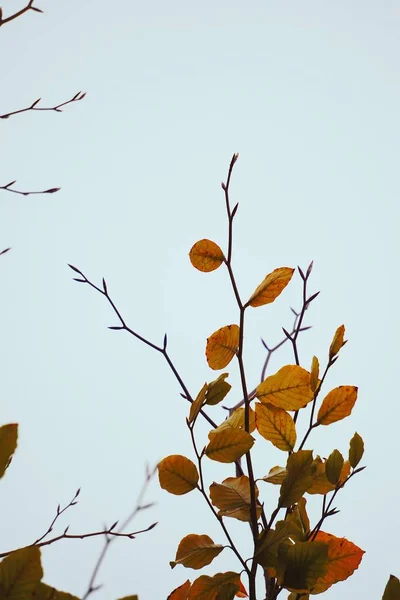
[34,582,80,599]
[325,450,344,485]
[277,541,329,593]
[382,575,400,600]
[279,451,314,508]
[205,374,231,406]
[349,432,364,468]
[0,547,43,599]
[0,424,18,478]
[255,520,300,571]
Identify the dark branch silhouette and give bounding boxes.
[0,92,86,120]
[0,1,43,27]
[0,181,60,196]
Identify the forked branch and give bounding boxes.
[0,1,43,27]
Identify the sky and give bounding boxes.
[1,0,399,598]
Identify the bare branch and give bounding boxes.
[0,92,86,120]
[0,1,43,27]
[0,181,60,196]
[32,488,81,545]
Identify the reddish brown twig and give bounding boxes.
[0,92,86,120]
[0,1,43,27]
[0,181,60,196]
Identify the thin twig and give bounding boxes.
[0,92,86,120]
[0,1,43,27]
[33,488,81,545]
[0,247,11,256]
[0,181,60,196]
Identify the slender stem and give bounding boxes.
[0,182,60,196]
[0,92,86,119]
[0,0,42,27]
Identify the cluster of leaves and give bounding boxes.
[154,154,399,600]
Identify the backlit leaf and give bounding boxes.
[307,457,351,495]
[382,575,400,600]
[214,408,256,434]
[34,582,80,599]
[325,450,344,486]
[310,356,319,393]
[167,580,191,600]
[158,455,199,495]
[317,386,358,426]
[206,325,240,370]
[0,424,18,479]
[189,239,225,272]
[246,267,294,308]
[209,476,261,522]
[256,366,313,411]
[285,498,310,541]
[0,547,43,599]
[311,531,364,593]
[276,541,329,593]
[189,383,208,424]
[349,432,364,468]
[279,451,314,507]
[170,534,224,570]
[255,403,296,451]
[206,374,231,406]
[329,325,346,360]
[205,429,254,463]
[256,520,300,572]
[261,466,287,485]
[188,572,241,600]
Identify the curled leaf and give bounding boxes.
[206,325,240,370]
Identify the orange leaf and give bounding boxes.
[189,239,225,272]
[317,386,358,425]
[246,267,294,308]
[206,325,240,370]
[256,366,313,411]
[205,428,254,463]
[158,455,199,495]
[168,580,191,600]
[311,531,365,593]
[188,572,241,600]
[255,403,296,451]
[170,534,224,570]
[209,476,261,522]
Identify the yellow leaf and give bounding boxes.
[206,325,240,370]
[158,455,199,495]
[170,534,224,570]
[189,239,225,273]
[255,403,296,451]
[307,457,350,495]
[382,575,400,600]
[279,451,314,507]
[214,408,256,434]
[206,374,231,406]
[0,424,18,479]
[189,383,208,424]
[167,580,191,600]
[205,428,254,463]
[325,450,344,486]
[0,547,43,599]
[349,432,364,468]
[188,572,241,600]
[261,466,287,485]
[276,541,329,593]
[246,267,294,308]
[34,583,80,599]
[256,365,313,411]
[317,386,358,426]
[310,356,319,393]
[311,531,364,593]
[329,325,346,360]
[209,476,261,522]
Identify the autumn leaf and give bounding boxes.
[329,325,346,360]
[279,451,314,507]
[214,408,256,434]
[209,476,261,522]
[276,541,329,593]
[325,450,344,486]
[206,373,231,406]
[0,424,18,479]
[34,583,81,599]
[170,534,224,570]
[246,267,294,308]
[256,366,313,411]
[205,429,254,463]
[167,580,191,600]
[188,572,241,600]
[285,498,310,541]
[255,403,296,451]
[317,386,358,426]
[189,383,208,424]
[307,457,350,495]
[261,465,287,485]
[310,356,319,393]
[189,239,225,272]
[0,547,43,599]
[256,520,300,572]
[158,455,199,495]
[349,432,364,468]
[206,325,240,370]
[382,575,400,600]
[311,531,364,593]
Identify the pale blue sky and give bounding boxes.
[1,1,399,598]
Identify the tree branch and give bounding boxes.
[0,1,43,27]
[0,92,86,120]
[0,181,60,196]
